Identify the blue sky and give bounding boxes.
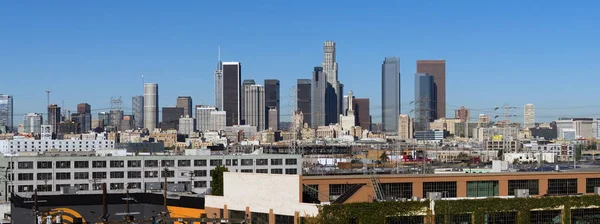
[1,0,600,124]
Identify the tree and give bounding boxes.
[379,152,389,163]
[512,158,520,165]
[210,165,229,196]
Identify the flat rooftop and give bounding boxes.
[302,171,600,180]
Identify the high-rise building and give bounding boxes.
[76,103,92,132]
[23,113,43,134]
[243,84,266,131]
[524,103,535,129]
[0,94,13,132]
[414,73,436,131]
[109,110,123,131]
[353,98,371,131]
[241,79,255,125]
[98,112,110,127]
[417,60,446,119]
[121,115,134,131]
[398,114,414,140]
[264,79,280,130]
[196,105,216,132]
[176,96,193,118]
[479,114,491,124]
[210,111,226,131]
[455,106,470,123]
[311,66,326,128]
[178,115,195,135]
[381,57,400,133]
[222,62,241,126]
[144,83,159,131]
[322,41,341,125]
[339,90,356,131]
[297,79,312,127]
[132,95,144,129]
[214,49,224,111]
[47,104,61,135]
[161,107,184,130]
[268,108,278,131]
[77,103,90,114]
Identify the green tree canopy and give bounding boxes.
[210,165,229,196]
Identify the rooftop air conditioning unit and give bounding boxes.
[427,192,442,200]
[515,189,530,198]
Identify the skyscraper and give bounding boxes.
[311,66,326,128]
[322,41,341,125]
[144,83,159,131]
[398,114,414,140]
[524,103,535,129]
[264,79,280,130]
[353,98,371,131]
[98,112,110,127]
[161,107,184,130]
[381,57,400,133]
[455,106,470,123]
[297,79,312,127]
[176,96,193,118]
[76,103,92,132]
[0,94,13,132]
[214,48,224,111]
[132,95,144,129]
[243,84,266,131]
[241,79,256,125]
[196,105,216,132]
[415,73,435,131]
[222,62,241,126]
[48,104,61,134]
[268,108,278,131]
[417,60,446,119]
[210,111,226,131]
[23,113,43,134]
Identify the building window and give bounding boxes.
[74,184,89,191]
[193,170,207,177]
[226,159,232,166]
[110,160,124,168]
[18,185,34,192]
[93,183,103,190]
[508,180,539,195]
[194,181,207,188]
[92,172,107,179]
[271,169,283,174]
[548,178,578,195]
[145,160,159,167]
[467,181,499,197]
[241,169,253,173]
[251,212,269,224]
[74,172,89,180]
[18,173,34,181]
[56,161,71,169]
[127,171,141,179]
[329,184,354,198]
[127,160,141,168]
[92,161,107,168]
[271,159,283,165]
[194,160,207,166]
[37,161,52,169]
[285,169,297,174]
[110,172,125,179]
[56,184,70,191]
[256,159,268,166]
[127,183,142,189]
[530,210,562,224]
[423,181,457,198]
[210,159,222,166]
[586,178,600,193]
[256,169,268,174]
[275,215,295,224]
[241,159,253,166]
[178,160,191,167]
[17,162,34,169]
[110,183,125,190]
[37,173,53,181]
[381,183,413,200]
[56,172,71,180]
[161,170,175,178]
[37,185,52,192]
[285,158,297,165]
[74,161,89,168]
[161,160,175,167]
[145,171,158,178]
[303,185,320,204]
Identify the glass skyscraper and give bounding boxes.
[0,94,13,132]
[381,57,400,133]
[414,73,436,131]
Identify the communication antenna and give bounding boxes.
[290,85,297,153]
[45,90,51,106]
[494,104,516,158]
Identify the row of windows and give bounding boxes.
[15,181,209,192]
[15,158,298,169]
[10,141,112,145]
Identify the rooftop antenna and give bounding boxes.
[45,90,51,106]
[142,74,145,84]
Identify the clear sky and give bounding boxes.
[1,0,600,125]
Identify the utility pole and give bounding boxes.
[494,104,516,159]
[102,183,108,222]
[411,99,434,174]
[163,167,169,218]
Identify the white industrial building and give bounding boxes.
[504,152,557,164]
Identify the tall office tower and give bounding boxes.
[210,111,226,131]
[76,103,92,132]
[297,79,312,127]
[398,114,414,140]
[243,85,266,131]
[109,110,124,131]
[121,115,134,131]
[47,104,61,134]
[414,73,436,131]
[98,112,110,127]
[176,96,193,118]
[268,108,278,130]
[524,103,535,129]
[339,90,356,130]
[353,98,371,131]
[311,66,326,128]
[381,57,401,133]
[264,79,280,130]
[417,60,446,119]
[23,113,43,134]
[241,79,256,125]
[322,41,341,124]
[178,115,195,135]
[222,62,241,126]
[77,103,90,114]
[132,95,144,129]
[196,105,217,132]
[161,107,184,130]
[0,94,13,132]
[144,83,159,131]
[455,106,471,123]
[214,49,224,111]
